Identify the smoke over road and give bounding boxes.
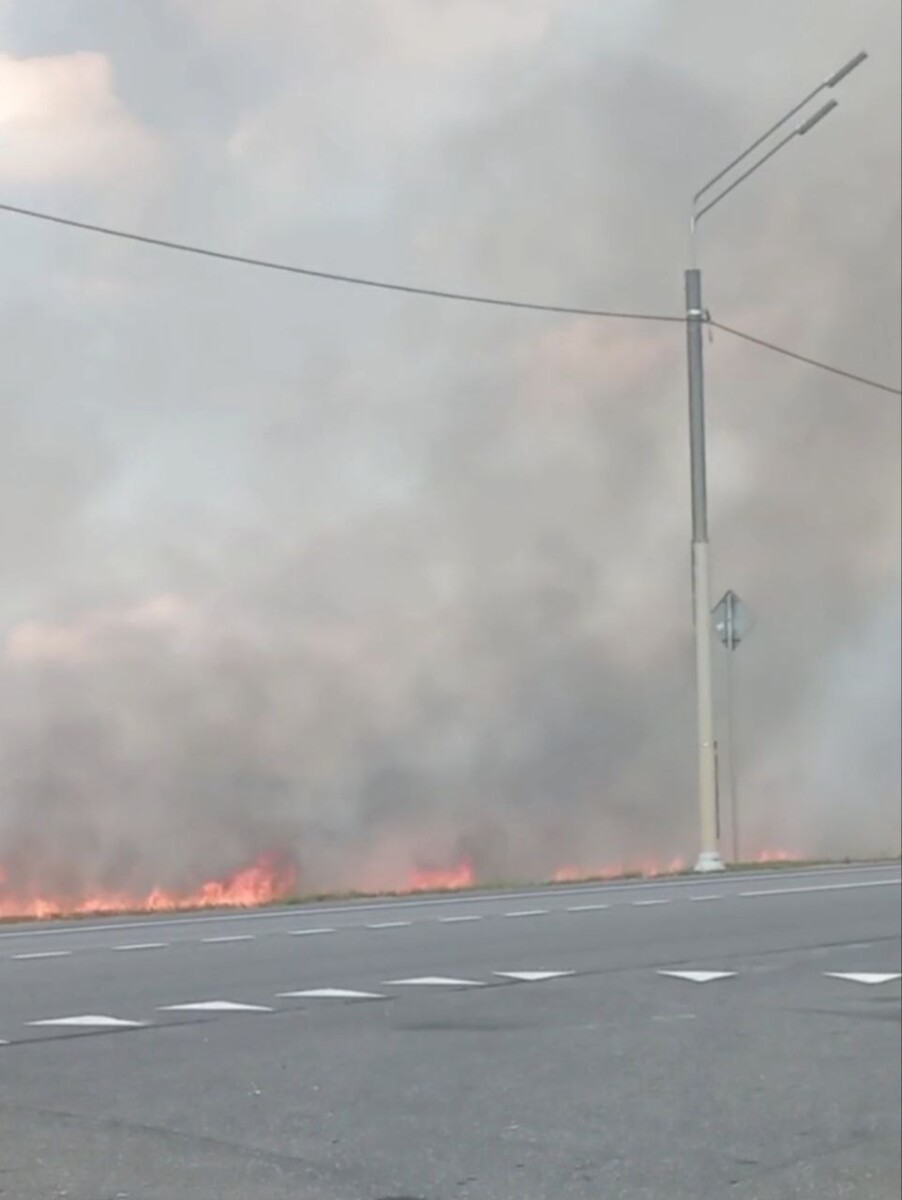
[0,1,899,914]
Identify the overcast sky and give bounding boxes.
[0,1,899,902]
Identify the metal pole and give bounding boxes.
[685,268,724,872]
[725,594,739,863]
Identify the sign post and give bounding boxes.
[712,591,753,863]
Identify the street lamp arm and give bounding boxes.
[692,87,822,207]
[694,127,799,227]
[825,50,868,87]
[692,50,867,208]
[693,100,838,228]
[797,97,840,136]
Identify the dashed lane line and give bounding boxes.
[0,864,895,945]
[3,873,898,964]
[740,879,901,898]
[12,951,72,960]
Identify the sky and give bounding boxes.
[0,0,899,903]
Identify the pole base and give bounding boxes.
[694,850,726,873]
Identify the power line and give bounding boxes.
[2,200,900,396]
[711,320,902,397]
[0,201,682,325]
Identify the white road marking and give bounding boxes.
[493,971,575,983]
[278,988,385,1000]
[438,915,483,923]
[657,970,737,984]
[159,1001,273,1012]
[824,972,902,986]
[0,864,892,941]
[113,943,168,952]
[384,976,485,987]
[690,895,722,902]
[200,935,255,944]
[12,951,72,960]
[504,910,549,919]
[365,921,412,930]
[286,928,336,937]
[652,1013,697,1023]
[28,1015,144,1027]
[633,900,671,907]
[567,904,609,912]
[740,879,901,898]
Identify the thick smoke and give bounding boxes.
[0,0,899,905]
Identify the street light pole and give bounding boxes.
[684,51,867,874]
[685,267,721,871]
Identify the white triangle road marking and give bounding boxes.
[277,988,385,1000]
[159,1001,273,1012]
[657,970,737,984]
[383,976,485,987]
[493,971,576,983]
[28,1015,145,1028]
[824,972,902,986]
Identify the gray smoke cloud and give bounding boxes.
[0,0,899,909]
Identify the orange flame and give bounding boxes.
[0,852,298,921]
[753,847,801,864]
[1,846,805,922]
[551,856,687,883]
[406,859,476,892]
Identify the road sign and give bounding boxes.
[712,590,752,650]
[711,589,753,864]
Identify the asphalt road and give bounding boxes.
[1,863,900,1200]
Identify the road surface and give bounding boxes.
[1,863,900,1199]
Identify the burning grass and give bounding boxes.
[1,846,891,925]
